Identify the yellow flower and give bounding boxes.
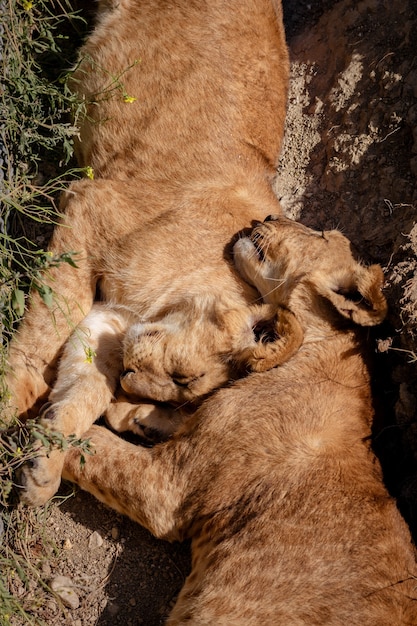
[23,0,33,10]
[123,95,137,103]
[84,347,96,364]
[85,166,94,180]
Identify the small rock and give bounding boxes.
[88,530,104,549]
[50,575,80,610]
[107,602,120,616]
[42,562,52,577]
[111,526,120,540]
[45,599,58,614]
[63,538,73,550]
[376,337,393,353]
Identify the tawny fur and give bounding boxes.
[4,0,290,504]
[63,217,417,624]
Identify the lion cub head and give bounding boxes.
[233,215,387,328]
[120,303,303,407]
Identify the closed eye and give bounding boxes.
[173,378,190,388]
[121,369,135,378]
[172,373,205,387]
[335,288,370,307]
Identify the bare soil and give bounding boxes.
[10,0,417,623]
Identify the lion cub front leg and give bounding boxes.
[63,424,185,541]
[19,304,129,506]
[105,392,188,445]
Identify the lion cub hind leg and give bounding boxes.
[105,393,188,445]
[18,304,129,506]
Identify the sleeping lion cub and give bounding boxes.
[4,0,291,504]
[63,216,417,624]
[40,299,301,445]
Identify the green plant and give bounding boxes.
[0,0,86,366]
[1,420,91,506]
[0,1,89,622]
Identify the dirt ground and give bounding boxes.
[10,0,417,623]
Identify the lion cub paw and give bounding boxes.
[18,448,64,506]
[17,403,66,506]
[105,397,187,445]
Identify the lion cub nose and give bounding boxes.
[264,214,280,222]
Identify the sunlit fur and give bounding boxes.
[63,216,417,624]
[6,0,290,505]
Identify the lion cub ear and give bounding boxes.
[232,304,303,373]
[316,264,388,326]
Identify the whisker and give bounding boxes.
[260,277,286,300]
[175,398,195,411]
